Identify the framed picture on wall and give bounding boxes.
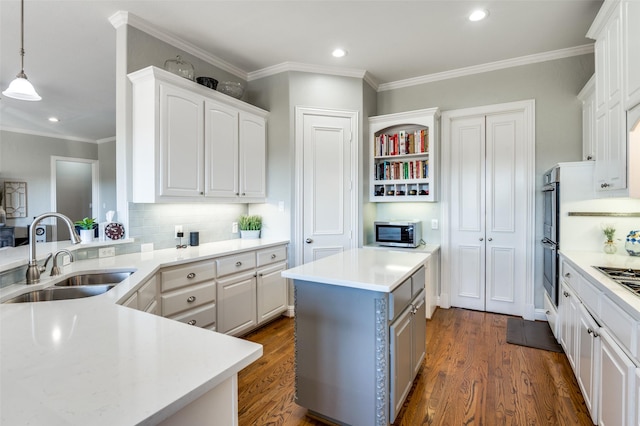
[4,181,27,218]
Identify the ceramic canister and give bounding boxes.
[626,230,640,256]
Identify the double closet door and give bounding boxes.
[446,104,531,316]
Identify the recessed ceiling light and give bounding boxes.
[469,9,488,22]
[48,117,59,122]
[332,48,347,58]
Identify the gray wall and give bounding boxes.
[376,53,595,308]
[0,130,98,230]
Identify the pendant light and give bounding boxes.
[2,0,41,101]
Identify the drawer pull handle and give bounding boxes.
[187,296,196,303]
[187,320,197,326]
[235,261,242,267]
[564,273,571,278]
[271,254,276,259]
[587,328,599,338]
[563,291,570,298]
[187,273,196,279]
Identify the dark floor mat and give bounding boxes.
[506,317,563,352]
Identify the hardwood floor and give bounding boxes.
[238,308,593,426]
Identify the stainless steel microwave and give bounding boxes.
[374,221,421,248]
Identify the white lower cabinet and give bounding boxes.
[577,302,601,424]
[217,271,257,336]
[257,262,288,325]
[599,329,636,426]
[559,255,638,426]
[559,281,579,373]
[120,274,159,314]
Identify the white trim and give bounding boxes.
[96,136,117,144]
[284,305,295,318]
[108,11,248,80]
[247,61,379,89]
[440,99,536,320]
[0,126,99,144]
[378,44,594,92]
[293,107,359,268]
[50,156,100,239]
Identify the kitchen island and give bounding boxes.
[0,239,288,426]
[282,248,431,426]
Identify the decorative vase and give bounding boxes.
[626,230,640,257]
[79,229,94,243]
[603,240,617,254]
[240,230,260,239]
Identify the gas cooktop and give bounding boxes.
[594,266,640,296]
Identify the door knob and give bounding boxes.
[305,238,313,244]
[479,238,484,241]
[488,237,493,241]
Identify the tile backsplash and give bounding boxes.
[127,202,247,251]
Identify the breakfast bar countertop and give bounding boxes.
[0,238,290,426]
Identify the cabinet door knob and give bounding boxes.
[479,237,484,241]
[305,238,313,244]
[545,310,550,315]
[271,254,277,259]
[488,237,493,241]
[187,272,196,279]
[242,192,246,196]
[235,261,242,267]
[187,296,196,303]
[187,319,197,326]
[563,291,570,297]
[564,273,571,279]
[601,183,610,188]
[587,155,593,160]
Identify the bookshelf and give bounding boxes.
[369,107,440,202]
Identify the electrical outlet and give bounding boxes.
[99,247,115,258]
[175,225,183,237]
[141,243,154,252]
[431,219,439,230]
[232,222,238,233]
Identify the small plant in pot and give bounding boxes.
[239,215,262,239]
[74,217,96,242]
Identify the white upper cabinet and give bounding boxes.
[129,66,268,203]
[623,0,640,110]
[587,0,627,195]
[578,75,596,161]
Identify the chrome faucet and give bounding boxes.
[26,213,81,284]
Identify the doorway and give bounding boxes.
[51,156,99,241]
[441,100,535,319]
[294,107,358,266]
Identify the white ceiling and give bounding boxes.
[0,0,602,142]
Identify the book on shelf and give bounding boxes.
[375,127,430,157]
[374,159,430,181]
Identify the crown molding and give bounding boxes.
[247,61,370,81]
[109,11,248,81]
[97,136,117,144]
[0,126,99,144]
[378,44,595,92]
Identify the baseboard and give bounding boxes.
[283,305,295,318]
[533,308,549,321]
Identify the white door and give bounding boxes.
[297,109,356,264]
[447,106,530,316]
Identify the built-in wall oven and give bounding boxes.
[542,166,560,306]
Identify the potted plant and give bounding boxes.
[75,217,96,242]
[239,214,262,239]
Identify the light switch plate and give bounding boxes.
[232,222,238,233]
[431,219,439,230]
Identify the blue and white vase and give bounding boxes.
[626,230,640,257]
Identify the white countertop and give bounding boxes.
[560,250,640,318]
[282,248,432,292]
[0,238,289,425]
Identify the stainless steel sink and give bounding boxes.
[3,270,135,303]
[53,271,134,287]
[4,285,116,303]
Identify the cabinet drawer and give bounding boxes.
[137,275,157,311]
[580,276,602,316]
[216,252,256,277]
[390,278,412,321]
[162,281,216,317]
[257,246,287,267]
[560,260,580,292]
[601,295,636,357]
[544,292,558,339]
[411,266,426,297]
[161,261,216,292]
[169,302,216,328]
